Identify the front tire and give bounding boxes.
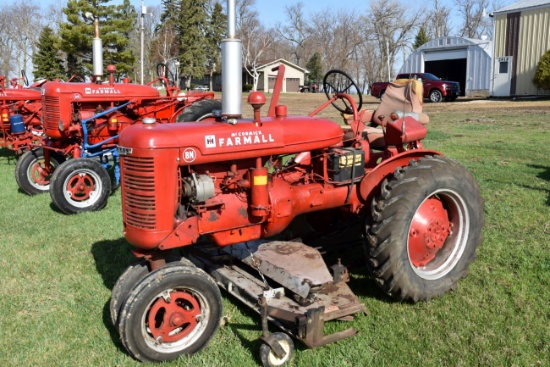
[15,148,65,195]
[365,155,484,302]
[117,263,222,362]
[429,89,443,103]
[50,158,111,214]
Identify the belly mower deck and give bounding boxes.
[189,240,366,349]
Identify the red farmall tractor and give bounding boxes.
[108,1,484,366]
[0,71,45,155]
[14,15,220,214]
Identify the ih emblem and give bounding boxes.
[205,135,216,148]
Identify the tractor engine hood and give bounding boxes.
[42,81,161,101]
[0,88,41,101]
[118,116,344,164]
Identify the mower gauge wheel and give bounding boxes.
[117,263,222,363]
[49,158,111,214]
[15,148,65,195]
[260,332,295,367]
[323,69,363,113]
[365,155,484,302]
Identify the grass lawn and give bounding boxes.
[0,95,548,366]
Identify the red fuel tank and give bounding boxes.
[118,116,344,163]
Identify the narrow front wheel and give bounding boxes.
[117,263,222,362]
[50,158,111,214]
[15,148,65,195]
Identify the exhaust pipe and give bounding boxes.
[221,0,242,122]
[86,12,103,83]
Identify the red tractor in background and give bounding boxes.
[14,15,221,215]
[108,1,484,365]
[0,71,46,155]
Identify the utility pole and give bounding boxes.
[140,1,146,85]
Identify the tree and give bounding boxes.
[33,26,66,81]
[533,49,550,91]
[277,2,314,67]
[58,0,136,79]
[237,0,275,91]
[454,0,491,39]
[205,1,226,91]
[179,0,208,87]
[424,0,452,38]
[366,0,422,81]
[305,52,323,85]
[413,27,430,49]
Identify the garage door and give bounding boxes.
[424,48,467,61]
[286,78,300,92]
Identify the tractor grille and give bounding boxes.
[122,155,157,229]
[43,96,61,132]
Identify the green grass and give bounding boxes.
[0,102,549,366]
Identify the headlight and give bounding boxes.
[58,119,65,132]
[442,83,447,90]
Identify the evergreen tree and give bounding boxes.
[413,27,429,50]
[533,49,550,91]
[179,0,208,87]
[58,0,136,79]
[306,52,323,85]
[33,26,66,81]
[205,1,226,90]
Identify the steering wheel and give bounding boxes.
[156,63,175,87]
[323,69,362,113]
[21,70,29,86]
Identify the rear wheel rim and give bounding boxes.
[407,189,469,280]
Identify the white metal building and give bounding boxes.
[492,0,550,96]
[400,37,493,97]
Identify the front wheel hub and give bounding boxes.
[409,197,451,267]
[147,291,201,343]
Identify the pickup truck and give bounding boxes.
[371,72,460,103]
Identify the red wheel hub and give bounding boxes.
[31,162,51,185]
[66,173,95,201]
[147,291,201,343]
[409,197,451,267]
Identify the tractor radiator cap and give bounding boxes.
[142,117,156,125]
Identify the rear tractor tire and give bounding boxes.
[117,263,222,363]
[15,148,65,195]
[177,99,222,122]
[365,155,484,302]
[49,158,111,214]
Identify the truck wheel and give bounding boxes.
[429,89,443,103]
[118,263,222,362]
[365,155,484,302]
[50,158,111,214]
[177,99,222,122]
[15,148,65,195]
[260,332,295,367]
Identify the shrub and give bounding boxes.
[533,49,550,90]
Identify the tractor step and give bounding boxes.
[188,241,366,348]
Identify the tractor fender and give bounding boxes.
[358,149,441,205]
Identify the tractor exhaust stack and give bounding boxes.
[221,0,242,122]
[86,12,103,83]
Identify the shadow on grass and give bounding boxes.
[529,164,550,205]
[0,148,18,164]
